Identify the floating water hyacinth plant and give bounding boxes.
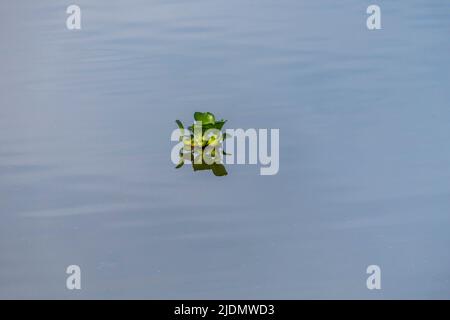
[175,112,229,176]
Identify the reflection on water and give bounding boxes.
[192,162,227,177]
[1,0,450,299]
[176,148,228,177]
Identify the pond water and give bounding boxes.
[0,0,449,298]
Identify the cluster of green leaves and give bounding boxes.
[175,112,230,148]
[175,112,229,176]
[189,112,227,133]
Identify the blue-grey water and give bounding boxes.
[1,0,449,299]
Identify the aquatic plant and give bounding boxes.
[175,112,229,176]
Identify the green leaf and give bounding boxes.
[212,164,227,176]
[191,162,227,177]
[175,120,184,130]
[175,160,184,169]
[192,163,209,171]
[194,112,215,125]
[213,120,227,130]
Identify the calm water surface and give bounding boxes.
[1,0,449,298]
